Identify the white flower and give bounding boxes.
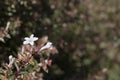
[23,34,38,46]
[8,55,15,68]
[45,59,48,63]
[39,42,52,51]
[38,63,43,67]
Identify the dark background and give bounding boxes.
[0,0,120,80]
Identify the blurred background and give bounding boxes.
[0,0,120,80]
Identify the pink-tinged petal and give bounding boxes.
[39,78,43,80]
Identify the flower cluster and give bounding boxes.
[0,34,58,80]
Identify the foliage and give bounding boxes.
[0,34,57,80]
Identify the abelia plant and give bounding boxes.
[0,34,58,80]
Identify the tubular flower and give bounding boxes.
[8,55,15,68]
[39,42,52,51]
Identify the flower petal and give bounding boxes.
[30,34,34,38]
[24,37,29,40]
[9,55,13,60]
[33,37,38,41]
[30,41,34,46]
[23,41,29,45]
[23,34,38,46]
[38,63,43,67]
